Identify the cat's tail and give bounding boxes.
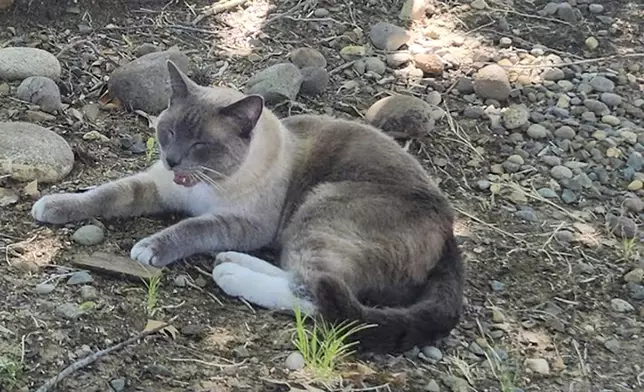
[314,234,465,353]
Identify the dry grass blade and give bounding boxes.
[442,102,484,160]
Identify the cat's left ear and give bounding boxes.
[219,95,265,139]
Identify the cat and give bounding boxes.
[31,60,465,353]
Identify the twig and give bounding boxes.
[487,7,574,27]
[454,207,525,243]
[56,39,100,58]
[263,0,310,27]
[35,322,170,392]
[495,52,644,69]
[329,60,356,75]
[192,0,249,25]
[168,357,247,368]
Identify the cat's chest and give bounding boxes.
[175,183,249,217]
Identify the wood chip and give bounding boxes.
[71,252,162,280]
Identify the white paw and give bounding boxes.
[31,193,82,224]
[215,251,287,277]
[212,262,252,298]
[130,236,175,267]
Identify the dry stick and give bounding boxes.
[192,0,249,25]
[496,52,644,70]
[453,207,525,243]
[35,322,170,392]
[487,7,574,27]
[56,39,100,58]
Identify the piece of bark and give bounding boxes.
[72,252,162,280]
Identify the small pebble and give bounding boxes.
[35,283,55,294]
[67,271,94,285]
[173,274,189,287]
[524,358,550,375]
[72,225,105,246]
[421,346,443,362]
[284,351,305,370]
[527,124,548,139]
[624,268,643,284]
[610,298,634,312]
[550,165,573,180]
[79,285,98,300]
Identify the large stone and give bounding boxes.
[16,76,62,113]
[108,49,192,114]
[473,64,511,101]
[365,95,435,138]
[245,63,302,104]
[299,67,329,95]
[0,122,74,183]
[370,22,410,51]
[289,47,327,69]
[0,47,61,80]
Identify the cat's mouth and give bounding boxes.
[173,172,198,187]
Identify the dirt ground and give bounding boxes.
[1,0,643,391]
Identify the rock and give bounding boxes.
[469,341,485,356]
[72,225,105,246]
[0,47,61,80]
[67,271,94,285]
[386,52,412,68]
[399,0,430,21]
[556,3,577,23]
[0,0,13,10]
[424,379,440,392]
[173,274,189,287]
[426,91,442,106]
[628,180,643,191]
[550,165,573,180]
[364,57,386,75]
[606,214,638,238]
[527,124,548,139]
[589,75,615,92]
[554,125,576,140]
[365,95,435,138]
[542,68,565,81]
[627,283,644,301]
[0,187,18,207]
[79,285,98,300]
[589,4,604,14]
[624,268,643,284]
[627,151,643,171]
[289,47,327,69]
[134,43,160,57]
[585,37,599,51]
[35,283,55,295]
[503,104,530,130]
[604,339,620,354]
[421,346,443,362]
[414,53,443,75]
[600,92,622,107]
[610,298,634,313]
[0,122,74,183]
[473,65,511,101]
[470,0,487,10]
[370,22,410,51]
[56,303,83,320]
[0,83,9,96]
[108,49,192,114]
[601,115,620,126]
[492,309,505,323]
[15,76,62,113]
[584,99,610,115]
[25,110,56,122]
[24,181,39,200]
[456,77,475,94]
[246,63,302,104]
[339,45,367,61]
[109,378,126,392]
[440,375,468,392]
[499,37,512,48]
[503,154,524,173]
[624,197,644,213]
[233,345,250,358]
[284,351,305,370]
[524,358,550,375]
[299,67,329,95]
[516,208,538,222]
[491,280,505,292]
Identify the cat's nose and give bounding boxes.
[166,157,179,168]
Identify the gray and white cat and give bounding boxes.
[31,61,464,353]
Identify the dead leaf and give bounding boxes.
[144,319,179,340]
[134,109,158,128]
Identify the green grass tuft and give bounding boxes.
[292,306,374,381]
[142,275,162,317]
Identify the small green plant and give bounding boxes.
[0,342,24,390]
[292,306,374,381]
[621,236,639,260]
[145,136,157,162]
[142,275,162,317]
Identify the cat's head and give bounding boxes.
[155,61,265,187]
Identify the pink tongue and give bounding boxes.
[173,173,196,187]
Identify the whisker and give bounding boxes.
[193,171,223,192]
[198,166,228,178]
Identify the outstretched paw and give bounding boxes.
[215,251,287,277]
[212,262,253,298]
[130,235,176,267]
[31,193,89,224]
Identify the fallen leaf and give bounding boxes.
[144,319,179,340]
[134,109,159,128]
[78,301,97,312]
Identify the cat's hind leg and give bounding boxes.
[215,251,287,278]
[212,261,316,315]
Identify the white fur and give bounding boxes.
[216,251,288,277]
[212,253,316,315]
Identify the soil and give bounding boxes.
[1,1,643,391]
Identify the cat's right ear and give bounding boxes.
[167,60,195,101]
[219,95,265,139]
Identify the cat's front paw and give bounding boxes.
[130,235,176,267]
[31,193,89,224]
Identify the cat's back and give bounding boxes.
[282,114,431,188]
